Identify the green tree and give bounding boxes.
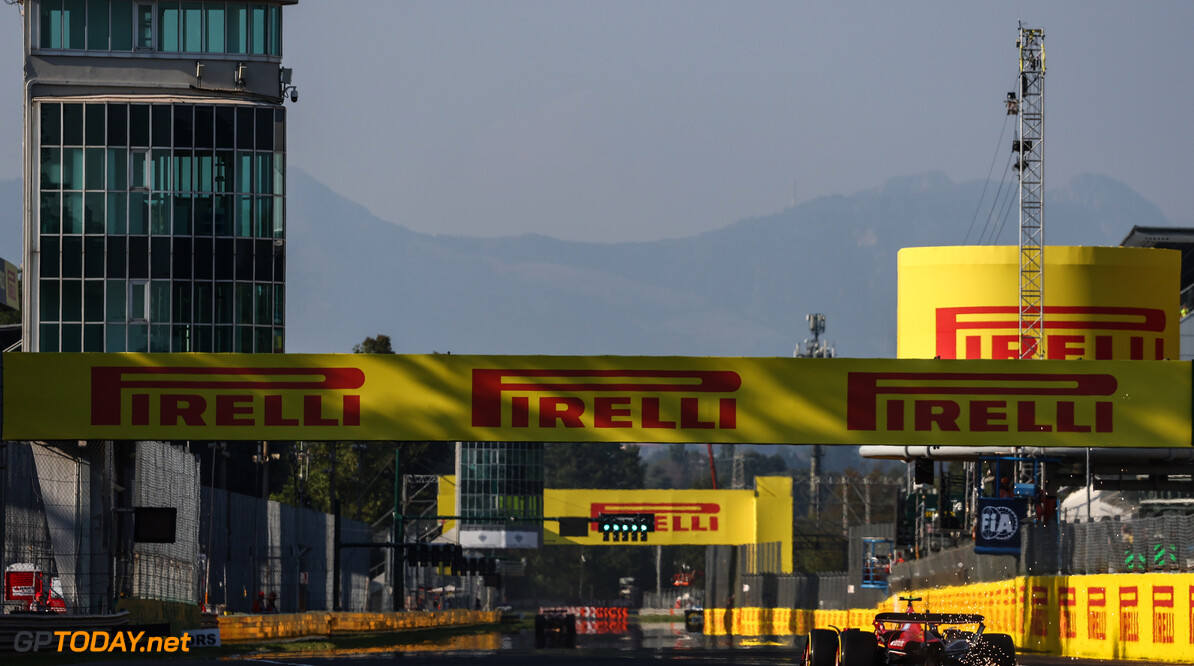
[352,334,394,354]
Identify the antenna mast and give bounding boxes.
[1011,24,1046,358]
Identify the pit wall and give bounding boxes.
[217,610,500,643]
[705,574,1194,664]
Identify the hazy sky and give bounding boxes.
[2,1,1193,242]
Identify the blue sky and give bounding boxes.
[3,1,1193,242]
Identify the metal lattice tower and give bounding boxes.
[1013,25,1046,358]
[794,314,834,515]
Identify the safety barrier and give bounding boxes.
[217,610,499,643]
[704,574,1194,663]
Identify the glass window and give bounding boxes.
[236,108,254,151]
[235,282,252,324]
[151,105,171,148]
[158,2,179,52]
[62,147,83,190]
[106,280,126,321]
[268,5,280,56]
[236,325,252,352]
[40,280,60,320]
[196,152,213,192]
[106,193,127,234]
[40,148,62,190]
[106,236,125,277]
[194,194,213,235]
[128,323,148,352]
[214,325,231,352]
[273,284,283,325]
[272,195,283,238]
[135,2,154,50]
[84,192,105,234]
[213,194,232,235]
[194,282,211,323]
[86,0,109,50]
[250,4,265,55]
[255,326,271,353]
[227,2,247,54]
[215,108,235,150]
[255,196,271,238]
[149,193,170,235]
[62,104,83,145]
[214,282,233,323]
[150,324,170,351]
[172,281,192,322]
[128,279,148,321]
[205,5,225,52]
[85,148,104,189]
[129,105,149,147]
[85,236,105,277]
[273,152,284,195]
[194,106,214,148]
[172,324,193,352]
[62,236,82,276]
[151,150,170,191]
[254,283,270,324]
[40,325,60,352]
[173,105,193,149]
[129,192,148,234]
[83,279,103,320]
[128,236,148,277]
[107,103,127,146]
[173,194,192,234]
[182,2,202,53]
[236,195,252,237]
[40,193,61,234]
[85,104,105,145]
[150,280,170,322]
[62,279,82,320]
[130,149,149,190]
[64,0,85,50]
[151,237,171,277]
[255,152,272,194]
[40,236,60,277]
[175,150,194,191]
[111,0,133,50]
[84,324,104,352]
[63,192,83,234]
[107,148,128,190]
[40,0,63,49]
[41,103,61,146]
[236,152,252,192]
[106,323,126,351]
[61,324,81,352]
[255,107,273,151]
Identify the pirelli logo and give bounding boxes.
[90,366,365,428]
[846,371,1117,433]
[589,502,721,533]
[935,306,1168,360]
[471,369,741,430]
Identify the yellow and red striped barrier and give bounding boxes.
[705,574,1194,663]
[218,610,499,643]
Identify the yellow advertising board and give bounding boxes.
[439,475,792,568]
[2,353,1190,447]
[542,487,757,547]
[898,246,1180,360]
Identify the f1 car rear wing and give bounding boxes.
[873,612,986,625]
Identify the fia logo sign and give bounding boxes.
[980,504,1020,541]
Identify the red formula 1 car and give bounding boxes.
[803,597,1015,666]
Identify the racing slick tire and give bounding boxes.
[804,628,838,666]
[984,633,1016,666]
[839,628,879,666]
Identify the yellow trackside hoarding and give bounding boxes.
[2,353,1190,447]
[898,246,1180,360]
[542,488,757,547]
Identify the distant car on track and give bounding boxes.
[802,596,1015,666]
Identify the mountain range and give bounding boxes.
[282,169,1171,358]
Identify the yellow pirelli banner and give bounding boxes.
[2,353,1190,447]
[439,476,792,566]
[899,246,1180,360]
